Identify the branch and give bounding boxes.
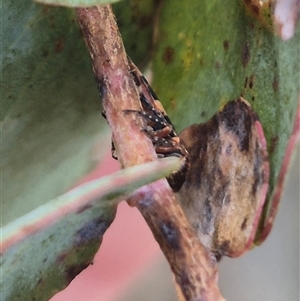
[76,5,225,301]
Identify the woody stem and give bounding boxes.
[76,5,224,301]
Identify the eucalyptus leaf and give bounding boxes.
[1,0,108,226]
[113,0,156,66]
[1,157,181,301]
[151,0,299,241]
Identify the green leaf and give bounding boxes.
[113,0,156,66]
[151,0,299,240]
[1,1,108,226]
[1,157,182,301]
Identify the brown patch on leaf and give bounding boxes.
[56,252,67,264]
[272,76,279,92]
[177,98,269,258]
[162,46,175,64]
[249,74,256,89]
[75,216,113,246]
[54,38,65,53]
[65,262,91,284]
[244,76,249,88]
[269,135,279,154]
[242,43,250,67]
[215,61,221,70]
[223,40,229,51]
[37,277,44,285]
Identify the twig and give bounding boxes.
[76,5,225,301]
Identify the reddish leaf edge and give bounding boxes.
[255,95,300,245]
[2,157,181,253]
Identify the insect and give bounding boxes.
[176,98,269,259]
[107,58,189,192]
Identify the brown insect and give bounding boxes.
[107,58,189,192]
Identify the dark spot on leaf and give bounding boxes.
[220,100,252,151]
[37,277,43,285]
[162,46,174,64]
[76,204,92,214]
[241,218,248,230]
[223,40,229,51]
[249,74,256,89]
[272,76,279,92]
[269,135,279,154]
[42,6,51,15]
[241,43,250,68]
[251,4,260,15]
[244,76,248,88]
[252,96,255,101]
[75,216,113,246]
[56,252,67,264]
[244,0,260,15]
[129,43,138,52]
[215,61,221,70]
[65,262,91,284]
[201,111,206,117]
[138,16,152,28]
[159,221,180,250]
[54,38,65,53]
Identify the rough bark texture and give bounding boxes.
[76,5,225,301]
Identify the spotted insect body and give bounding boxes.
[103,58,189,192]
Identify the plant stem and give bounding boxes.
[76,5,225,301]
